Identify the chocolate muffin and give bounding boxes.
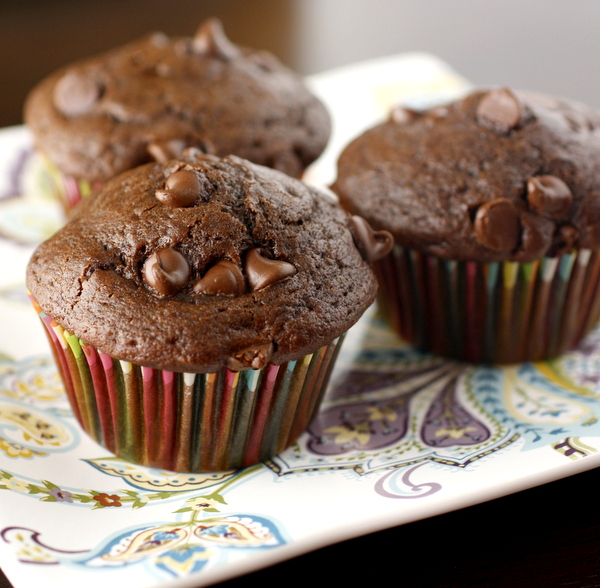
[332,88,600,363]
[25,18,331,210]
[27,152,390,472]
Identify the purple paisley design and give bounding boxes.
[374,464,442,499]
[421,374,490,446]
[308,360,490,455]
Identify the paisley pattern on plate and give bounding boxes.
[1,56,600,588]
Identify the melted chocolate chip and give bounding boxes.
[227,342,273,371]
[245,248,296,291]
[155,170,202,207]
[476,88,522,133]
[349,216,394,262]
[53,71,101,117]
[192,18,240,60]
[142,248,190,295]
[473,199,521,252]
[194,260,246,295]
[147,139,187,164]
[527,175,573,218]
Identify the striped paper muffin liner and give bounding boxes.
[40,155,98,212]
[375,245,600,364]
[30,298,344,472]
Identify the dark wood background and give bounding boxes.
[3,0,600,128]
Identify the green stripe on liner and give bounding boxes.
[486,262,499,291]
[261,360,298,458]
[558,253,576,281]
[520,261,535,281]
[65,332,84,359]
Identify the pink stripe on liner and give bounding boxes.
[98,351,120,455]
[243,364,281,467]
[82,344,114,452]
[39,318,81,424]
[160,370,178,470]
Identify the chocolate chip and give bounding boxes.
[150,32,169,48]
[476,88,522,133]
[155,170,202,207]
[147,139,187,164]
[349,216,394,262]
[192,18,240,60]
[390,106,421,124]
[552,224,580,256]
[53,71,101,117]
[527,175,573,218]
[473,198,521,252]
[244,248,296,291]
[249,50,280,72]
[142,248,190,296]
[194,260,246,295]
[227,342,273,371]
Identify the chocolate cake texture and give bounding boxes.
[24,18,331,183]
[27,152,391,372]
[332,88,600,262]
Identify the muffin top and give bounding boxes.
[27,153,391,372]
[24,19,330,182]
[332,88,600,262]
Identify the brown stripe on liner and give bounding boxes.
[576,250,600,343]
[213,370,240,471]
[528,257,559,362]
[242,364,281,467]
[226,369,263,469]
[119,361,144,464]
[174,372,196,472]
[556,252,587,353]
[516,261,541,362]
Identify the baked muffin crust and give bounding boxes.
[25,19,331,182]
[332,88,600,262]
[27,154,380,372]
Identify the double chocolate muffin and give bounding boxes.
[27,152,390,471]
[333,88,600,363]
[25,18,331,209]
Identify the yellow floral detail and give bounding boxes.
[4,477,30,492]
[186,497,220,511]
[0,438,45,458]
[435,426,477,439]
[366,406,397,422]
[325,422,371,446]
[0,404,71,447]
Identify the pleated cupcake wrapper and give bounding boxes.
[375,245,600,364]
[30,298,344,472]
[40,155,97,211]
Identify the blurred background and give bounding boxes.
[1,0,600,127]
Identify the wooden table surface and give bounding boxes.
[2,464,600,588]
